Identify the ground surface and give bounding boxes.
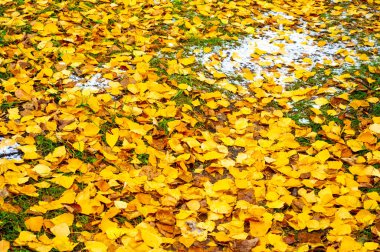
[0,0,380,251]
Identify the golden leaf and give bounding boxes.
[84,241,108,252]
[32,164,51,177]
[0,240,10,252]
[25,216,44,232]
[106,128,119,148]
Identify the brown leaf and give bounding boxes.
[156,209,176,225]
[283,235,296,245]
[64,203,82,213]
[231,238,259,252]
[237,189,256,204]
[156,223,176,238]
[297,231,322,243]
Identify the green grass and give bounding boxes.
[0,6,6,16]
[286,67,332,91]
[171,90,192,106]
[75,214,90,225]
[349,90,367,100]
[158,118,175,135]
[35,135,59,156]
[0,101,21,112]
[359,181,380,193]
[11,195,38,211]
[356,227,374,243]
[371,103,380,116]
[38,185,66,200]
[0,29,9,46]
[150,56,168,76]
[137,153,149,165]
[286,100,313,124]
[43,209,67,219]
[169,74,197,86]
[36,117,100,163]
[65,146,98,163]
[0,211,27,241]
[295,137,311,146]
[185,37,224,47]
[99,121,117,143]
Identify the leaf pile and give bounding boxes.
[0,0,380,251]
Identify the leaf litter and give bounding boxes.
[0,0,380,251]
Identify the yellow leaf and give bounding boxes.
[266,200,284,208]
[51,223,70,237]
[245,26,255,34]
[101,150,118,161]
[32,164,51,177]
[317,40,327,47]
[212,179,232,191]
[114,200,128,209]
[32,22,44,31]
[25,216,44,232]
[268,233,288,251]
[18,145,40,159]
[203,151,225,161]
[83,123,100,136]
[51,175,76,189]
[84,241,108,252]
[368,65,378,73]
[8,108,20,120]
[212,232,231,242]
[53,146,66,157]
[43,23,59,34]
[235,118,248,130]
[359,54,370,61]
[315,149,330,163]
[87,96,100,112]
[349,165,380,177]
[106,227,127,240]
[197,45,210,53]
[51,213,74,226]
[106,128,119,148]
[213,71,226,79]
[140,227,163,248]
[369,123,380,134]
[179,236,195,248]
[209,200,232,214]
[336,195,361,208]
[364,242,379,250]
[182,137,200,148]
[52,236,77,251]
[250,220,271,237]
[176,153,191,162]
[346,139,364,152]
[340,237,362,251]
[176,210,193,219]
[0,240,10,252]
[314,97,329,106]
[179,56,195,66]
[14,231,36,245]
[73,141,85,152]
[345,56,355,63]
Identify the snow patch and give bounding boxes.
[192,11,369,87]
[298,118,311,125]
[70,73,110,91]
[0,138,21,160]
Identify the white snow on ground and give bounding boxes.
[70,73,110,91]
[192,11,376,87]
[0,138,21,160]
